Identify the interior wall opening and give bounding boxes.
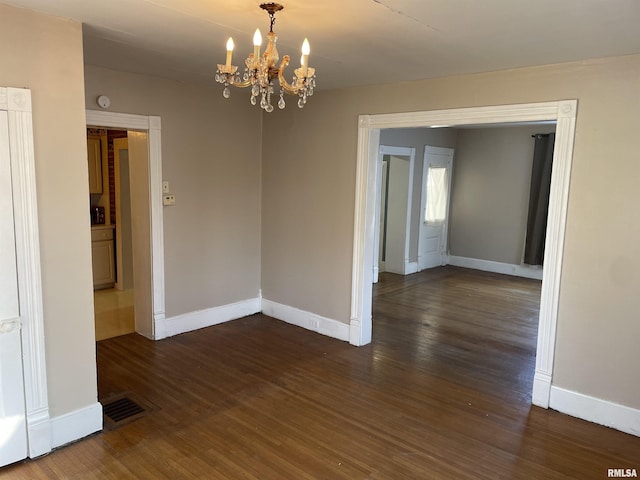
[86,109,165,343]
[373,122,556,402]
[88,128,135,341]
[351,101,578,408]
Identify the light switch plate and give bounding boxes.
[162,181,170,193]
[163,194,176,206]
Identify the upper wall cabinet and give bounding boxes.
[87,136,102,194]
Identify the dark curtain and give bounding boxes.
[524,133,555,266]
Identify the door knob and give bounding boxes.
[0,318,21,334]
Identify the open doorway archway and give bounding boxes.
[350,101,577,409]
[86,110,165,339]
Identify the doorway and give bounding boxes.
[86,110,165,340]
[88,129,136,341]
[374,145,415,282]
[418,146,453,271]
[350,101,577,409]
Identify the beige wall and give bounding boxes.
[0,4,97,416]
[84,66,263,317]
[450,125,555,264]
[379,128,458,262]
[261,54,640,409]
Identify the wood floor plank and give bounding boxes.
[2,266,639,479]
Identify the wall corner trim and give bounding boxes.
[262,299,350,343]
[549,386,640,438]
[50,402,103,449]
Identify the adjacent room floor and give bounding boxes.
[93,288,135,341]
[4,267,639,479]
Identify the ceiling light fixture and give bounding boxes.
[215,3,316,112]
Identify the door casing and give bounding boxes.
[350,100,577,409]
[1,87,50,459]
[85,110,165,339]
[373,145,415,282]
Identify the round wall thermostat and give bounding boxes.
[97,95,111,109]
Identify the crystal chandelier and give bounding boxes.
[215,3,316,112]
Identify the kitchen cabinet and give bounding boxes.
[91,225,115,289]
[87,137,102,194]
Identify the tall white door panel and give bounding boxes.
[0,110,28,467]
[418,146,453,271]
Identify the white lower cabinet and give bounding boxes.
[91,225,115,288]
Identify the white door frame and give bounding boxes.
[86,110,165,339]
[1,87,50,458]
[418,146,454,271]
[350,101,577,409]
[373,145,415,282]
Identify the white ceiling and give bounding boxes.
[4,0,640,91]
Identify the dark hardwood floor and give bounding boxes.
[3,266,639,479]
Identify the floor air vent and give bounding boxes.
[102,394,148,428]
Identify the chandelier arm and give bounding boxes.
[276,55,300,95]
[230,77,253,88]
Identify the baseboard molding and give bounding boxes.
[549,386,640,437]
[448,255,543,280]
[404,261,418,275]
[50,402,103,449]
[156,297,261,339]
[262,299,350,342]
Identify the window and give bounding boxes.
[425,166,448,223]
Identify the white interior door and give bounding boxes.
[384,155,410,274]
[418,146,454,271]
[0,110,28,467]
[127,131,154,339]
[114,138,134,291]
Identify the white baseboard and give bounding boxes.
[156,297,261,339]
[448,255,543,280]
[262,299,350,342]
[50,402,103,449]
[404,261,418,275]
[549,386,640,437]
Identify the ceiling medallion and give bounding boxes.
[215,3,316,112]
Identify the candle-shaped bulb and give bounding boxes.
[253,29,262,47]
[253,29,262,65]
[301,38,310,76]
[225,37,234,68]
